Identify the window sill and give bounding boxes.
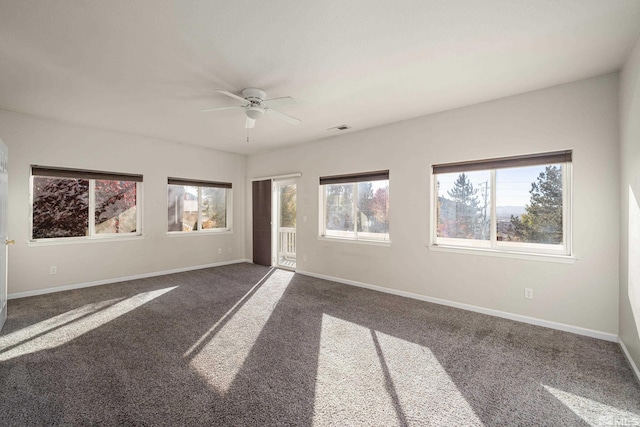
[318,236,391,247]
[167,230,234,237]
[428,244,576,264]
[28,234,144,247]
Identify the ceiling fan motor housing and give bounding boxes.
[242,88,267,120]
[242,87,267,105]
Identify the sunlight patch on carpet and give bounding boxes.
[0,287,176,361]
[189,270,290,394]
[312,314,482,426]
[0,298,122,349]
[544,384,640,426]
[312,314,396,426]
[374,330,482,425]
[183,269,275,358]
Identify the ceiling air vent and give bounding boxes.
[327,124,351,131]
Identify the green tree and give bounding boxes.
[370,185,389,233]
[510,165,563,244]
[325,184,353,231]
[201,188,227,228]
[357,182,374,232]
[446,173,480,238]
[279,185,296,228]
[507,214,526,241]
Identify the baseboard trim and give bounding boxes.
[8,259,252,300]
[296,269,619,343]
[620,339,640,385]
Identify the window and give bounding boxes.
[320,170,390,242]
[433,150,572,256]
[167,178,232,233]
[31,166,142,240]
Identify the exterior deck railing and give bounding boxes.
[279,227,296,261]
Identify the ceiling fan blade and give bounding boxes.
[199,106,243,113]
[263,96,296,108]
[245,117,256,129]
[217,90,248,104]
[265,108,301,125]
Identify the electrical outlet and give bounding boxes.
[50,266,57,275]
[524,288,534,299]
[303,255,307,262]
[303,215,307,222]
[228,247,232,253]
[218,248,222,254]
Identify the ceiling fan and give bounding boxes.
[200,88,301,129]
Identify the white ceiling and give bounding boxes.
[1,1,639,155]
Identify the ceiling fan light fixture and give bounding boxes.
[245,106,264,120]
[203,88,300,129]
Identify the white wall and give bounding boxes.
[620,35,640,372]
[0,73,623,340]
[247,73,620,335]
[0,111,246,296]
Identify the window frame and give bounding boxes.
[30,166,143,242]
[431,151,572,257]
[319,170,390,243]
[167,177,233,234]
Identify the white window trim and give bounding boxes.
[27,235,145,247]
[317,235,391,247]
[167,230,234,237]
[427,244,577,264]
[167,186,233,234]
[430,162,572,258]
[30,177,143,243]
[319,181,390,243]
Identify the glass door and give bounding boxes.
[274,180,296,270]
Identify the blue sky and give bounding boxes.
[437,165,553,207]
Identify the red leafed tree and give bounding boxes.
[32,178,136,238]
[94,180,137,233]
[32,178,90,238]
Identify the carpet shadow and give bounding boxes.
[0,263,277,426]
[308,274,640,426]
[185,269,324,426]
[2,264,640,426]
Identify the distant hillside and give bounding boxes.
[496,206,526,220]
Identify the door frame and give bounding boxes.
[251,173,301,269]
[0,138,8,331]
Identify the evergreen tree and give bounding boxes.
[436,180,442,232]
[510,165,563,244]
[446,173,480,238]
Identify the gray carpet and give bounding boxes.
[0,263,639,426]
